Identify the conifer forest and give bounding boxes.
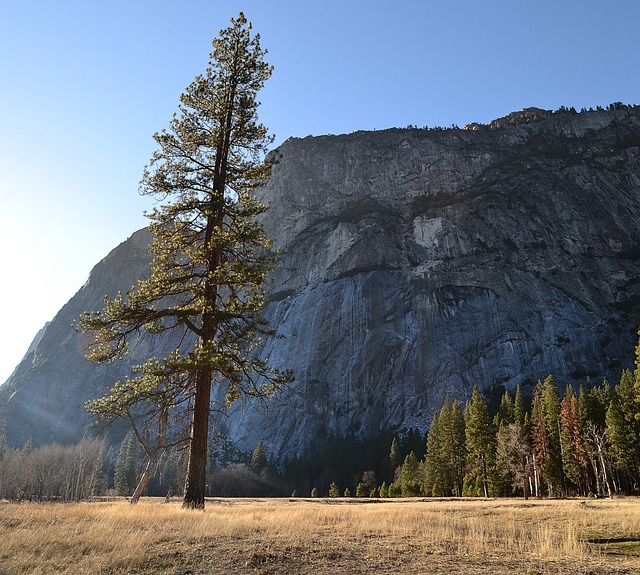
[2,335,640,503]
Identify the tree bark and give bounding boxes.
[182,370,212,509]
[130,452,161,505]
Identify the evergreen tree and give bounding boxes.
[579,380,611,431]
[424,411,443,496]
[449,400,467,496]
[531,383,549,497]
[388,436,401,477]
[356,482,366,497]
[560,386,589,494]
[22,437,33,455]
[425,397,466,497]
[399,451,422,496]
[514,384,526,427]
[493,390,515,428]
[531,376,564,496]
[438,397,455,494]
[251,440,268,474]
[328,481,339,498]
[379,481,388,498]
[463,387,496,497]
[388,482,402,497]
[634,329,640,417]
[114,433,142,496]
[540,376,564,496]
[606,370,640,489]
[77,13,291,510]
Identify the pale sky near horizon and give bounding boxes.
[1,0,639,384]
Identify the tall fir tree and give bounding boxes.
[425,397,466,497]
[399,451,422,496]
[251,440,268,474]
[560,386,589,494]
[388,436,401,478]
[78,13,292,509]
[633,329,640,428]
[606,370,640,490]
[514,384,527,427]
[493,390,515,428]
[114,433,143,496]
[531,377,565,496]
[464,387,496,497]
[449,400,467,496]
[424,411,442,496]
[541,376,564,495]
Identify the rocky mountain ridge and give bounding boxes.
[2,107,640,461]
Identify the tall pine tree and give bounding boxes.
[531,376,564,496]
[606,370,640,490]
[560,386,589,495]
[79,13,291,509]
[464,387,496,497]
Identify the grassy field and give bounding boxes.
[1,497,639,574]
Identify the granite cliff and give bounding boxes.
[2,107,640,460]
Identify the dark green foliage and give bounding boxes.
[424,397,466,497]
[388,482,402,497]
[388,436,401,475]
[424,412,442,496]
[494,390,515,428]
[282,429,421,500]
[539,376,564,495]
[114,433,143,496]
[399,451,422,496]
[514,385,527,427]
[606,370,640,490]
[464,387,496,497]
[251,440,268,474]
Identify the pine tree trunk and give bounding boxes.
[130,453,159,505]
[481,456,489,498]
[183,370,212,509]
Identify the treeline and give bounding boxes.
[405,101,638,131]
[2,360,639,502]
[0,437,106,501]
[282,368,640,499]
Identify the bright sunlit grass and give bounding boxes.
[1,497,639,574]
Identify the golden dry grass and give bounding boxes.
[1,497,639,574]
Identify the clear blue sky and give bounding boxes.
[1,0,639,383]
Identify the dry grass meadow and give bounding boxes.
[1,497,639,575]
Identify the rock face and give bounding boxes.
[2,108,640,460]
